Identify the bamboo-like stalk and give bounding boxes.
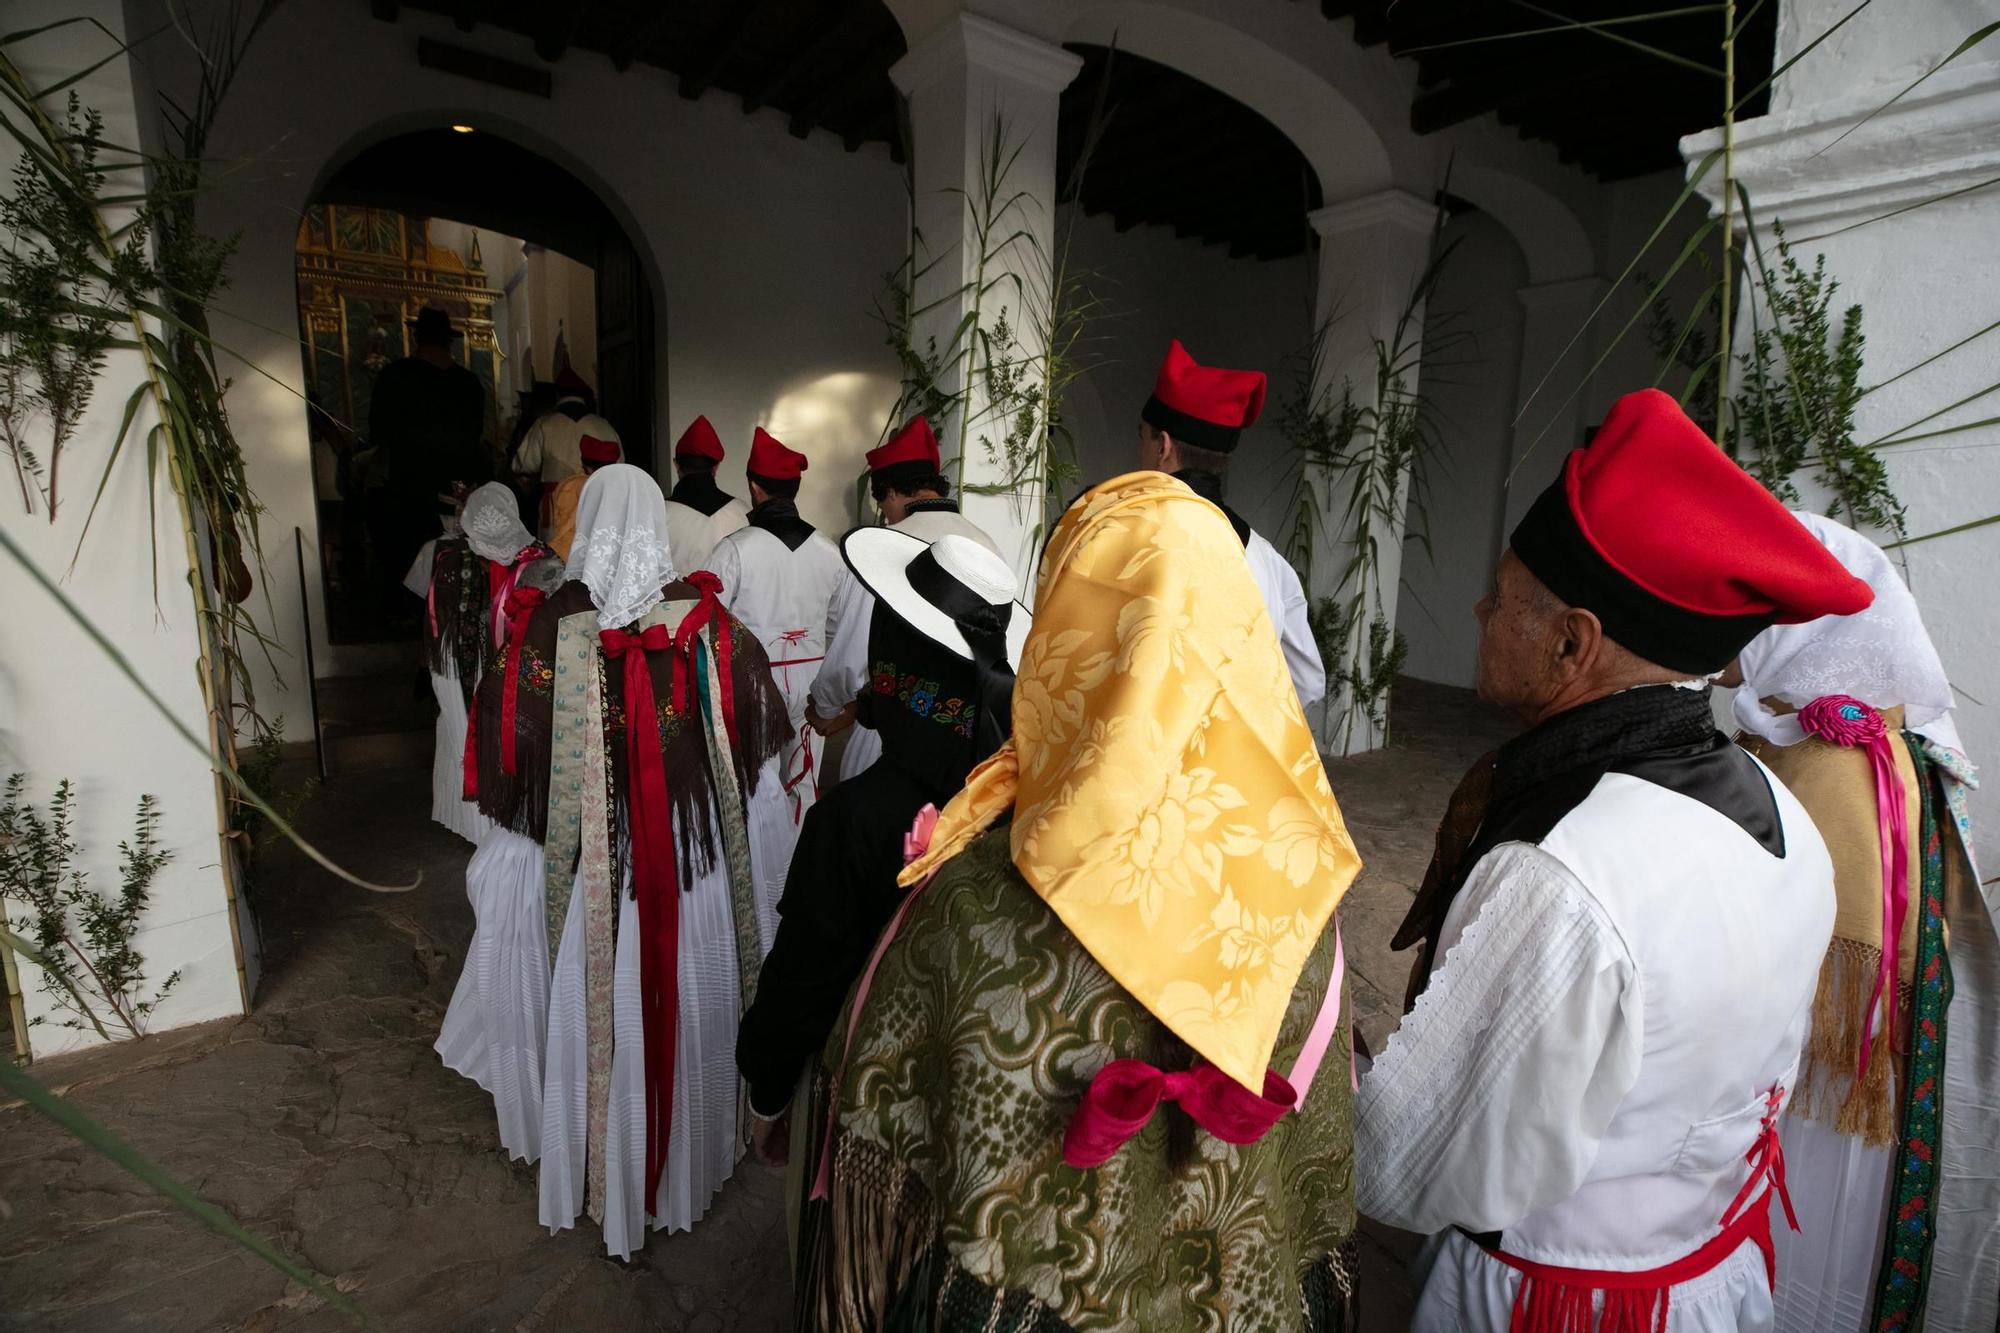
[1,922,31,1058]
[1716,0,1738,445]
[0,49,250,1029]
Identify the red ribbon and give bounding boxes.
[498,586,546,776]
[1061,1060,1297,1169]
[671,571,738,748]
[1722,1083,1799,1236]
[1798,695,1910,1085]
[600,624,681,1206]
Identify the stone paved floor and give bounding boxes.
[0,677,1517,1332]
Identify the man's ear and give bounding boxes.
[1157,432,1181,473]
[1554,606,1606,680]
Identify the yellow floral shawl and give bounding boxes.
[900,472,1362,1091]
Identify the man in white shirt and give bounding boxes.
[512,366,619,533]
[660,415,750,576]
[706,427,846,949]
[1135,339,1325,712]
[1358,390,1875,1331]
[807,415,999,782]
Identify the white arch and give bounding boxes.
[1450,162,1596,284]
[1056,0,1393,201]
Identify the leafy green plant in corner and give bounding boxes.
[1,774,180,1040]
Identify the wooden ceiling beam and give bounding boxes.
[611,5,675,72]
[534,0,590,63]
[451,0,476,33]
[679,9,752,100]
[746,0,868,116]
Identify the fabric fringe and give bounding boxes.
[802,1133,940,1333]
[1511,1276,1667,1333]
[1794,937,1909,1146]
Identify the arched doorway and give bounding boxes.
[297,125,657,647]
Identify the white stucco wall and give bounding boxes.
[129,0,910,697]
[0,3,249,1058]
[1398,211,1530,689]
[1686,0,2000,856]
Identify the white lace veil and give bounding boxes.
[565,463,678,629]
[1733,511,1961,753]
[460,481,535,564]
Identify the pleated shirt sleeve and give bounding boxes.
[810,572,874,717]
[1355,841,1643,1236]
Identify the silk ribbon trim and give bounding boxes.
[1798,695,1911,1085]
[600,624,680,1205]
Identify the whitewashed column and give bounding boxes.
[1304,188,1436,753]
[890,14,1081,595]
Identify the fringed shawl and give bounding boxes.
[1741,712,1923,1144]
[426,537,486,703]
[472,577,791,848]
[799,828,1358,1333]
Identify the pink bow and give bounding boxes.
[1062,1062,1296,1169]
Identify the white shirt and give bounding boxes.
[514,406,620,485]
[1356,758,1835,1323]
[707,521,845,721]
[663,495,751,578]
[1244,528,1325,709]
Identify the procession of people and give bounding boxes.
[413,339,1996,1331]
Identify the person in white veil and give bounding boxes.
[432,484,562,1161]
[414,481,551,842]
[463,464,789,1258]
[1732,511,1994,1333]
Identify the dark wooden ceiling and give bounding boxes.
[368,0,1773,259]
[1328,0,1777,180]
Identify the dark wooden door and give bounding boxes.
[594,226,655,474]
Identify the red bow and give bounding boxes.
[497,586,546,776]
[671,571,737,747]
[601,623,681,1205]
[1062,1059,1298,1169]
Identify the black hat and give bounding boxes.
[407,306,459,345]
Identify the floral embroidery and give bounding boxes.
[519,643,557,697]
[870,658,974,738]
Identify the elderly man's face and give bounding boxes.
[1474,551,1561,719]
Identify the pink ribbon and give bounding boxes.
[808,803,1349,1196]
[1798,695,1910,1086]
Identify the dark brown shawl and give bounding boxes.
[474,578,792,857]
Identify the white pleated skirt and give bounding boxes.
[429,671,493,844]
[539,847,743,1259]
[745,755,806,956]
[1769,1111,1893,1333]
[434,827,549,1162]
[1414,1229,1777,1333]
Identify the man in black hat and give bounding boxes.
[368,306,489,610]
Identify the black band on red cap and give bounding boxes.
[1510,483,1778,675]
[870,458,941,487]
[1142,395,1243,454]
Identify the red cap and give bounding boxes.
[554,366,590,399]
[1511,389,1874,674]
[674,415,725,463]
[578,434,620,465]
[866,416,942,478]
[747,427,807,481]
[1141,339,1267,453]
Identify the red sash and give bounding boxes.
[1484,1084,1797,1333]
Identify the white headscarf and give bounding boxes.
[565,463,677,629]
[1734,511,1961,753]
[460,481,535,564]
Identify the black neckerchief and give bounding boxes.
[1174,468,1251,546]
[1404,684,1782,996]
[669,472,736,517]
[900,498,960,518]
[747,497,815,552]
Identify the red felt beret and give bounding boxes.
[578,434,620,465]
[674,415,725,463]
[1511,389,1874,673]
[1141,339,1267,453]
[866,416,942,477]
[554,366,591,398]
[747,426,807,481]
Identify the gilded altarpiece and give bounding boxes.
[295,207,503,442]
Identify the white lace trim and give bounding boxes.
[1357,843,1631,1225]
